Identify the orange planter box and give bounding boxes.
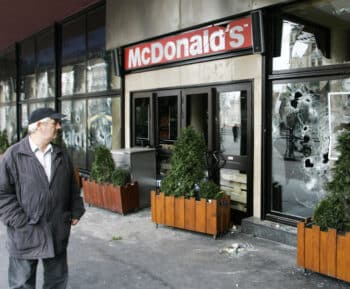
[151,191,231,238]
[297,221,350,282]
[82,179,139,215]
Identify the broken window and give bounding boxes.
[271,78,350,217]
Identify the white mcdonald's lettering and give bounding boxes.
[141,47,151,64]
[164,41,176,60]
[189,35,202,56]
[128,47,142,68]
[125,17,251,69]
[176,38,190,58]
[209,30,225,52]
[229,25,245,48]
[151,42,163,63]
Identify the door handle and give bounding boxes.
[213,151,226,169]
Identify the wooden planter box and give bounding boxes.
[82,179,139,215]
[297,221,350,282]
[151,191,231,238]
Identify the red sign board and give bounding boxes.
[124,16,252,70]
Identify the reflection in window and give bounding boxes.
[87,58,107,92]
[23,75,36,99]
[88,98,112,148]
[62,100,86,169]
[219,91,247,156]
[134,98,150,147]
[87,6,105,59]
[20,104,28,137]
[61,63,86,96]
[62,17,86,65]
[36,28,55,99]
[108,52,121,90]
[85,97,123,150]
[158,96,177,144]
[186,93,208,145]
[220,168,247,212]
[36,71,55,98]
[274,0,350,71]
[28,102,55,116]
[0,49,16,103]
[271,79,350,218]
[0,105,17,144]
[0,79,16,103]
[20,38,36,100]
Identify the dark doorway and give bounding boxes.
[131,82,253,224]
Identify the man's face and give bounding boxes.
[39,118,62,142]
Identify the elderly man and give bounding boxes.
[0,107,85,289]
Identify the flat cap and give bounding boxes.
[28,107,66,125]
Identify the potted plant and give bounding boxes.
[297,128,350,282]
[0,129,10,160]
[82,145,139,214]
[151,127,231,238]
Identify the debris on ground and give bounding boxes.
[220,242,257,257]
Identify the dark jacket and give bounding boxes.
[0,136,85,259]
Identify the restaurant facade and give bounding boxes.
[0,0,349,229]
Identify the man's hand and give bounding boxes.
[71,219,79,225]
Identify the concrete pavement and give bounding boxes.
[1,206,350,289]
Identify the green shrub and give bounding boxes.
[314,129,350,232]
[111,168,130,187]
[161,127,206,198]
[313,196,346,231]
[160,126,224,200]
[199,180,223,200]
[90,145,115,184]
[0,130,10,154]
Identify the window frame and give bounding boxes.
[263,4,350,226]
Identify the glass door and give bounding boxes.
[181,87,213,144]
[132,92,154,147]
[215,83,253,224]
[181,87,213,177]
[155,90,180,178]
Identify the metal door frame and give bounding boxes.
[215,82,254,222]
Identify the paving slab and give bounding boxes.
[1,206,350,289]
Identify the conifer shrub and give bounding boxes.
[111,167,130,187]
[198,180,223,200]
[314,129,350,232]
[160,126,224,199]
[90,145,130,186]
[90,145,116,184]
[161,127,206,198]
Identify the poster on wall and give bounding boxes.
[328,92,350,160]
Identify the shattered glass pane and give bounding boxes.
[271,79,350,218]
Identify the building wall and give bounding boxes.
[106,0,291,49]
[125,54,263,218]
